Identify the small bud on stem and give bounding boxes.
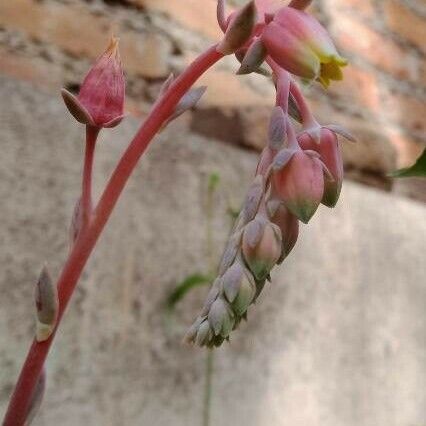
[217,1,256,55]
[35,265,58,342]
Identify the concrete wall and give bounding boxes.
[0,77,425,426]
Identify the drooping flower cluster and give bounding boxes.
[185,0,354,347]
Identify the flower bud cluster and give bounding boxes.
[187,0,355,343]
[185,167,300,347]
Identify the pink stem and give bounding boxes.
[81,126,99,226]
[3,44,223,426]
[267,58,298,150]
[289,80,316,125]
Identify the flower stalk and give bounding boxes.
[4,0,354,422]
[3,44,223,426]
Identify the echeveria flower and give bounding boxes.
[299,128,344,207]
[273,149,324,223]
[261,6,347,86]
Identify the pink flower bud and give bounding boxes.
[217,1,257,55]
[35,265,58,342]
[261,7,347,86]
[273,150,324,223]
[298,128,343,207]
[62,37,125,128]
[267,199,299,261]
[242,214,282,280]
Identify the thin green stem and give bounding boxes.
[203,349,214,426]
[202,178,218,426]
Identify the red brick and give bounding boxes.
[0,0,112,58]
[382,91,426,135]
[0,0,172,78]
[196,69,274,108]
[139,0,224,40]
[323,0,376,20]
[330,15,420,82]
[0,48,61,90]
[386,128,425,168]
[384,0,426,53]
[327,64,381,113]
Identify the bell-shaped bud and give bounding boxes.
[217,1,256,55]
[242,214,282,280]
[267,198,299,261]
[168,86,207,123]
[24,369,46,426]
[35,265,59,342]
[222,261,257,315]
[273,150,324,223]
[200,279,221,316]
[237,38,267,75]
[208,297,235,338]
[218,230,242,275]
[62,36,125,128]
[183,316,205,344]
[195,320,214,346]
[261,7,347,87]
[241,175,265,223]
[298,128,343,207]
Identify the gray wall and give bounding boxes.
[0,77,425,426]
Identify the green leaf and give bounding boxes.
[208,172,221,193]
[389,148,426,178]
[227,206,240,220]
[166,273,213,312]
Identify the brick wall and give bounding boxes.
[0,0,424,199]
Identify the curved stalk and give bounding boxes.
[3,44,223,426]
[81,126,99,226]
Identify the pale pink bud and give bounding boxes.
[242,214,282,280]
[261,7,347,86]
[62,37,125,128]
[237,38,267,75]
[241,175,265,223]
[267,199,299,261]
[208,297,235,337]
[298,128,343,207]
[35,265,58,342]
[69,197,84,247]
[273,150,324,223]
[217,1,257,55]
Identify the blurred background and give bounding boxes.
[0,1,425,425]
